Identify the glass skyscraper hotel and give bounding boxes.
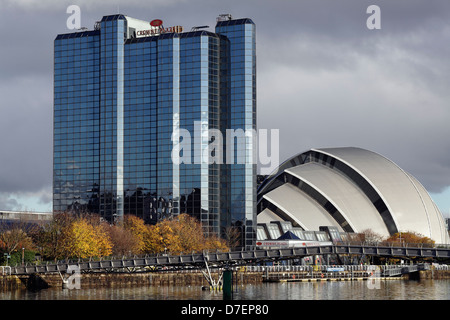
[53,14,256,248]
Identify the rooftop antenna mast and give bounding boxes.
[191,25,210,31]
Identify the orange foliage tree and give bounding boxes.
[355,228,385,244]
[0,227,35,256]
[35,213,112,260]
[107,225,141,256]
[385,231,435,246]
[60,216,112,259]
[123,215,149,254]
[145,223,182,254]
[163,214,204,253]
[159,214,228,254]
[124,214,229,255]
[34,212,75,260]
[22,212,230,260]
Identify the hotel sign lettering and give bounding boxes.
[136,26,183,37]
[137,19,183,37]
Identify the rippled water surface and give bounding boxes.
[1,279,448,300]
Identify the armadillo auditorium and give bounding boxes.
[256,147,450,245]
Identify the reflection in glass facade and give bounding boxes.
[54,14,256,248]
[216,18,257,248]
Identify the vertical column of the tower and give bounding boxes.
[216,17,257,249]
[99,15,127,223]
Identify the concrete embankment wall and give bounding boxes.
[417,270,450,280]
[1,271,263,292]
[1,269,449,292]
[0,275,23,291]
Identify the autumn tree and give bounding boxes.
[355,228,385,244]
[107,225,141,256]
[146,222,182,254]
[59,216,112,259]
[0,228,34,253]
[0,225,35,258]
[123,214,229,255]
[222,226,242,249]
[385,231,435,246]
[0,220,37,266]
[34,213,112,260]
[204,234,229,252]
[34,212,75,260]
[123,215,148,254]
[167,214,205,253]
[142,224,163,254]
[158,214,229,254]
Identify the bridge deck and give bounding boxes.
[4,243,450,276]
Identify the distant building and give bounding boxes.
[0,211,53,225]
[53,14,257,248]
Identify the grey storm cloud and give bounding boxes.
[0,0,450,211]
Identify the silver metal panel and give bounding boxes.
[286,162,390,237]
[258,147,449,244]
[316,147,447,243]
[406,172,450,244]
[257,208,284,224]
[262,183,342,231]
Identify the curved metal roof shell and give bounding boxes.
[257,147,450,244]
[286,162,389,237]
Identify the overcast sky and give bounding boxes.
[1,0,449,217]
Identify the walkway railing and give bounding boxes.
[243,264,435,273]
[0,266,11,275]
[335,241,450,249]
[257,264,433,281]
[3,241,450,276]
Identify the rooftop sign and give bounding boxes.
[150,19,163,27]
[136,19,183,38]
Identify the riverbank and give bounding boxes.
[263,268,450,282]
[0,271,262,291]
[1,268,449,292]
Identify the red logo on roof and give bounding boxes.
[150,19,163,27]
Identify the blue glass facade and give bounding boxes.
[54,15,256,248]
[216,18,257,248]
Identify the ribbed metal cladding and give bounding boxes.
[306,150,398,235]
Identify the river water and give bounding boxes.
[1,279,448,300]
